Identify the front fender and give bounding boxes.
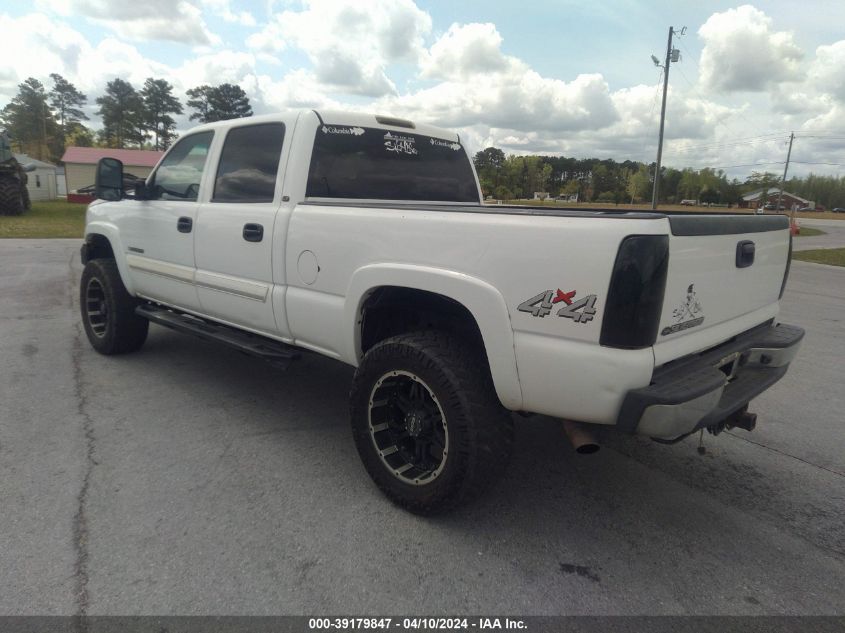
[83,220,135,296]
[345,263,523,411]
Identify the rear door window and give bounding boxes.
[213,123,286,203]
[306,125,478,202]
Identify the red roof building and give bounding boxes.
[61,146,164,194]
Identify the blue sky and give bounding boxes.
[2,0,844,178]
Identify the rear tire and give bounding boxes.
[350,331,514,514]
[80,259,148,354]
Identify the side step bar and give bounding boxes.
[136,303,301,369]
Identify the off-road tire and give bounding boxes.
[22,185,30,211]
[0,179,24,216]
[80,258,148,354]
[350,331,514,514]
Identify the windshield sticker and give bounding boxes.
[321,125,364,136]
[430,138,462,151]
[661,283,704,336]
[518,289,598,323]
[384,131,418,155]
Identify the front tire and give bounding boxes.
[80,258,148,354]
[0,179,24,216]
[350,331,514,514]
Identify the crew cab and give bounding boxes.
[80,110,804,513]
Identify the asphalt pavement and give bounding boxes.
[1,239,844,616]
[794,218,845,251]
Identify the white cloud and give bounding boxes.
[4,3,844,178]
[808,40,845,103]
[420,22,508,80]
[258,69,344,111]
[246,0,431,96]
[698,5,803,93]
[36,0,219,45]
[380,22,619,136]
[0,13,171,106]
[200,0,256,26]
[0,13,89,101]
[175,51,258,89]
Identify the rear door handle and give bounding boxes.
[177,216,193,233]
[243,223,264,242]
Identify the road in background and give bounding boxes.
[1,240,843,615]
[794,218,845,251]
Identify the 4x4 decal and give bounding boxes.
[518,289,598,323]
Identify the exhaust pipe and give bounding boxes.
[563,420,600,454]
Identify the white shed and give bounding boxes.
[15,154,58,202]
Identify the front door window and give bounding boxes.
[149,132,214,201]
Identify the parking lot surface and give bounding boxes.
[1,239,844,615]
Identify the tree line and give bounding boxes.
[473,147,845,209]
[0,75,253,163]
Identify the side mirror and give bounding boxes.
[95,157,124,201]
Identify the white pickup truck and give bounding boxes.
[81,110,804,513]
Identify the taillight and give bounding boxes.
[779,231,792,299]
[600,235,669,349]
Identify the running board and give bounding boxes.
[136,303,300,369]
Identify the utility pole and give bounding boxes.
[775,132,794,214]
[651,26,685,210]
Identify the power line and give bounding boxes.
[679,161,785,170]
[668,135,790,154]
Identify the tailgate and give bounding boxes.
[653,214,790,366]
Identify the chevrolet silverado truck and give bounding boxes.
[80,110,804,513]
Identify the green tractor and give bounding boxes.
[0,129,32,216]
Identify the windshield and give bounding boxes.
[306,125,479,203]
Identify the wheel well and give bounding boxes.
[360,287,485,357]
[83,234,114,263]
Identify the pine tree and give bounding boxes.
[208,83,252,121]
[186,85,213,123]
[0,77,58,161]
[95,79,145,148]
[49,73,88,155]
[186,83,252,123]
[140,78,183,150]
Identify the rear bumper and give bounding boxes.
[617,322,804,439]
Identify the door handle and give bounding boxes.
[243,223,264,242]
[177,216,193,233]
[736,240,755,268]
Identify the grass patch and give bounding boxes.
[795,227,826,237]
[792,248,845,267]
[0,200,87,238]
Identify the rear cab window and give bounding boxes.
[213,123,286,203]
[306,125,479,203]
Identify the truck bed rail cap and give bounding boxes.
[669,214,789,236]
